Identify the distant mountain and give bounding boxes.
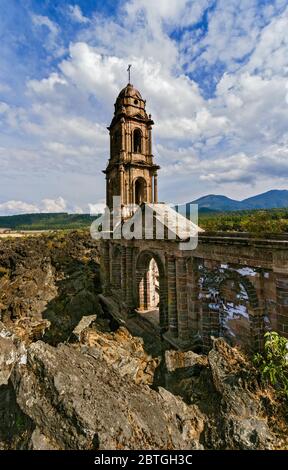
[192,190,288,212]
[193,195,242,212]
[242,190,288,209]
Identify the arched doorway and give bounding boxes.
[134,177,146,205]
[135,251,166,329]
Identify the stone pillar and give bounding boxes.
[127,124,130,155]
[125,246,134,309]
[148,126,152,156]
[137,273,144,310]
[201,284,220,353]
[250,308,265,351]
[112,246,122,290]
[159,273,168,331]
[275,274,288,339]
[187,258,200,334]
[167,255,178,338]
[100,240,110,295]
[125,181,129,207]
[119,165,124,205]
[154,173,158,203]
[201,293,212,353]
[137,270,151,310]
[176,257,189,343]
[145,270,151,309]
[120,118,125,152]
[121,246,127,300]
[146,181,151,204]
[106,175,109,208]
[126,129,129,159]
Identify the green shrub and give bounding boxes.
[199,208,288,234]
[254,331,288,399]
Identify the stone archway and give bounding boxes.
[135,250,167,329]
[199,266,262,351]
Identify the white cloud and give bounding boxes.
[0,200,39,215]
[124,0,187,28]
[244,6,288,77]
[41,196,67,212]
[68,5,89,24]
[59,42,123,100]
[0,102,10,114]
[0,83,11,93]
[88,202,106,215]
[27,73,67,96]
[31,14,59,36]
[180,0,288,75]
[1,1,288,206]
[0,197,85,216]
[31,14,65,57]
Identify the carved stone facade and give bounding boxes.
[104,83,160,209]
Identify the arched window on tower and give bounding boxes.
[134,177,146,205]
[133,128,142,153]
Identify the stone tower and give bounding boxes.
[104,83,160,210]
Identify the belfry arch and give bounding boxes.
[133,128,142,153]
[134,177,147,205]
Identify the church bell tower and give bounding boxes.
[104,82,160,211]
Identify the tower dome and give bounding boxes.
[115,83,144,113]
[117,83,142,100]
[112,83,148,122]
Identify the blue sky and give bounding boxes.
[0,0,288,214]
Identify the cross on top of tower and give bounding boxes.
[127,64,132,84]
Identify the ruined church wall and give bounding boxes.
[100,235,288,353]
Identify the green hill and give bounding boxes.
[0,213,100,231]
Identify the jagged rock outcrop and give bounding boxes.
[1,316,287,450]
[165,349,208,372]
[0,337,17,386]
[1,233,287,450]
[165,338,288,450]
[0,324,33,450]
[28,428,59,450]
[207,339,275,449]
[11,341,202,450]
[0,322,27,386]
[79,326,160,385]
